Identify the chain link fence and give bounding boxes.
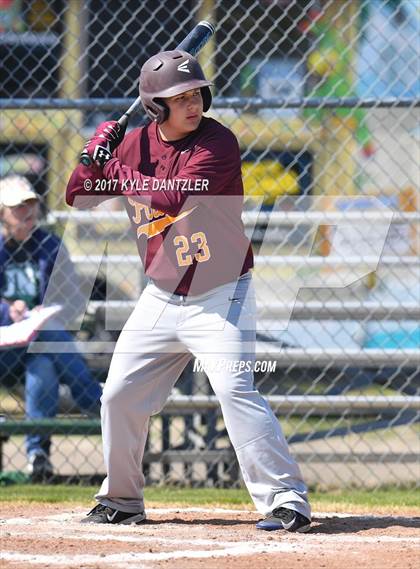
[0,0,418,489]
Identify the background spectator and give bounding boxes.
[0,175,102,481]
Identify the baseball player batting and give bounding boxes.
[66,49,311,531]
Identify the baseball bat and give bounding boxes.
[80,20,215,166]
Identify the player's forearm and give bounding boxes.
[66,163,111,209]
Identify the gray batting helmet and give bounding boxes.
[139,50,213,123]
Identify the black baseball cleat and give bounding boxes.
[81,504,146,525]
[256,507,311,532]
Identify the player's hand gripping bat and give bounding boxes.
[80,21,214,166]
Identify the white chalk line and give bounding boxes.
[6,528,239,549]
[1,542,300,568]
[1,540,292,563]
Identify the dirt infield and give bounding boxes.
[1,504,419,569]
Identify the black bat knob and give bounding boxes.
[80,153,93,166]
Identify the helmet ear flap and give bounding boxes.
[154,98,169,124]
[144,98,169,124]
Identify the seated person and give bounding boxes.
[0,175,102,479]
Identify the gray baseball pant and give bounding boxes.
[96,273,310,519]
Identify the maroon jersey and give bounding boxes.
[66,117,253,295]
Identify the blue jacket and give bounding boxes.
[0,228,85,327]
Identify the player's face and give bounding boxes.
[160,88,203,141]
[1,200,39,241]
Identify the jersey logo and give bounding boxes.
[177,59,190,73]
[137,206,197,239]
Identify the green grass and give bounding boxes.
[0,485,418,510]
[311,487,420,509]
[0,485,251,505]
